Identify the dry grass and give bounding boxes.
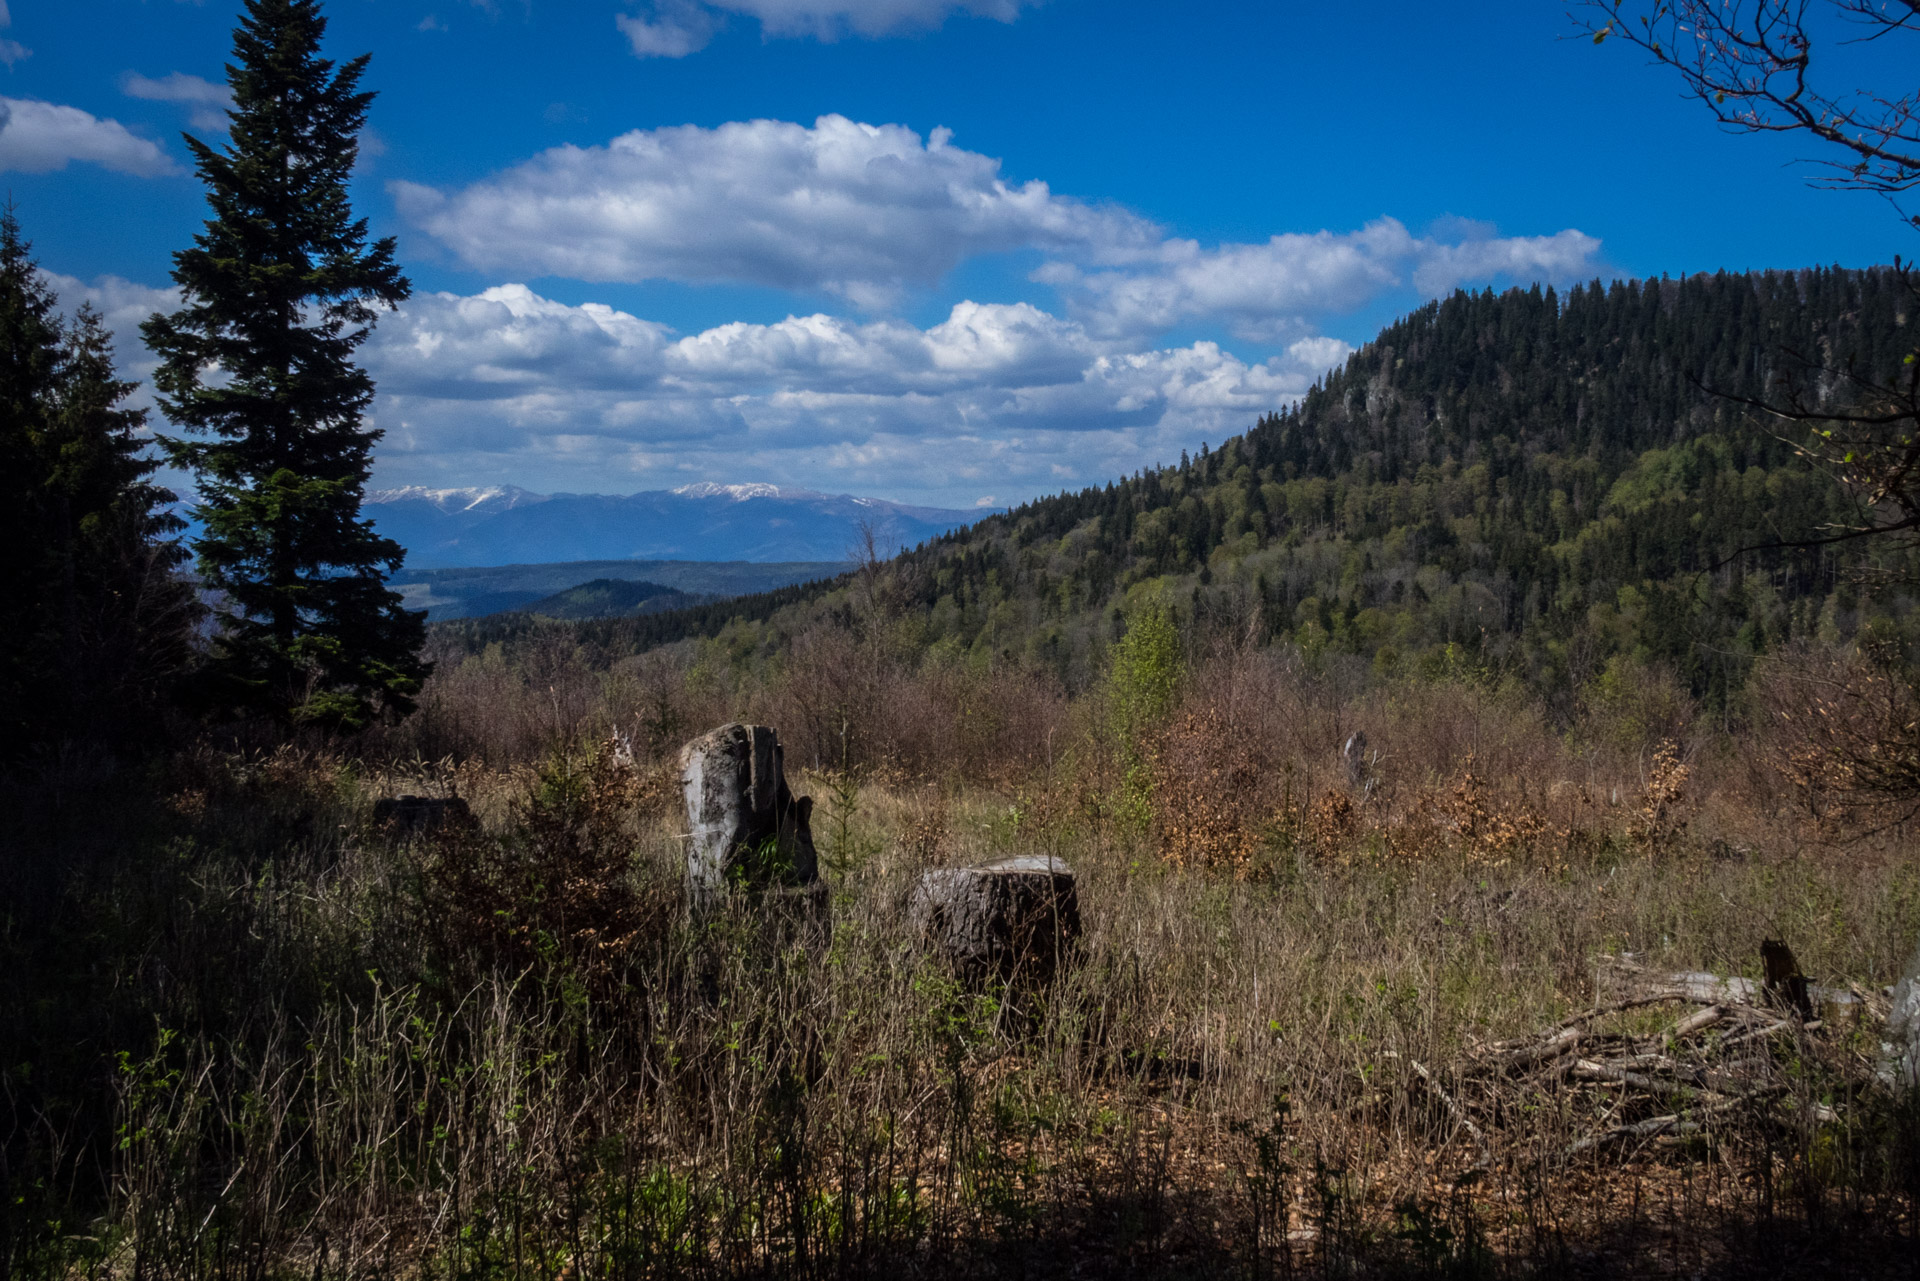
[4,630,1918,1279]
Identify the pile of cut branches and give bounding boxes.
[1397,949,1894,1167]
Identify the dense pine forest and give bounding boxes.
[444,267,1912,712]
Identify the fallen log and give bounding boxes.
[1595,953,1862,1022]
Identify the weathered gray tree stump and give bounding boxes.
[373,794,473,834]
[1342,730,1377,796]
[1887,938,1920,1089]
[679,723,822,916]
[909,855,1079,980]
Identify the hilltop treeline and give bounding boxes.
[438,266,1912,710]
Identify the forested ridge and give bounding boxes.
[442,266,1915,706]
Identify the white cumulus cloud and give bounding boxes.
[393,115,1157,304]
[1043,218,1605,341]
[359,284,1349,502]
[1409,226,1603,297]
[399,117,1604,339]
[120,71,234,132]
[0,97,177,177]
[35,269,1353,505]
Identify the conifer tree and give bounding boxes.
[144,0,424,730]
[47,306,197,739]
[0,209,195,752]
[0,208,69,743]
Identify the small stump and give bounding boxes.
[679,723,823,925]
[1889,939,1920,1088]
[910,855,1079,981]
[373,795,473,835]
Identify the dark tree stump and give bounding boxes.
[678,723,821,915]
[372,795,473,834]
[909,855,1079,980]
[1761,938,1815,1020]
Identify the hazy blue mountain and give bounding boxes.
[367,483,987,568]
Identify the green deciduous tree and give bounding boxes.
[1107,593,1184,830]
[145,0,425,730]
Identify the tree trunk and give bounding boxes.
[678,723,821,912]
[909,855,1079,981]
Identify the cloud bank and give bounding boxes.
[394,115,1155,307]
[43,268,1349,505]
[362,285,1349,501]
[618,0,1031,58]
[398,116,1603,333]
[43,110,1605,507]
[0,97,176,177]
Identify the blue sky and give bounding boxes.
[2,0,1908,508]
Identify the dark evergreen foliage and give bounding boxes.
[0,208,67,744]
[145,0,424,730]
[43,307,198,741]
[0,210,194,754]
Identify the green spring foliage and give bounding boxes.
[895,269,1911,699]
[520,267,1904,706]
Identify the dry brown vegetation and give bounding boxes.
[4,619,1919,1280]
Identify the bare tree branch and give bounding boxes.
[1573,1,1920,220]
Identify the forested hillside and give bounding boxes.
[442,267,1915,708]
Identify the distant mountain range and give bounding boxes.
[367,483,989,569]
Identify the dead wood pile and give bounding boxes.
[1394,947,1897,1168]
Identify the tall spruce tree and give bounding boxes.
[144,0,424,730]
[0,208,70,745]
[48,306,198,741]
[0,209,195,753]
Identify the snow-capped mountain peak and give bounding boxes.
[369,485,548,514]
[671,482,787,502]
